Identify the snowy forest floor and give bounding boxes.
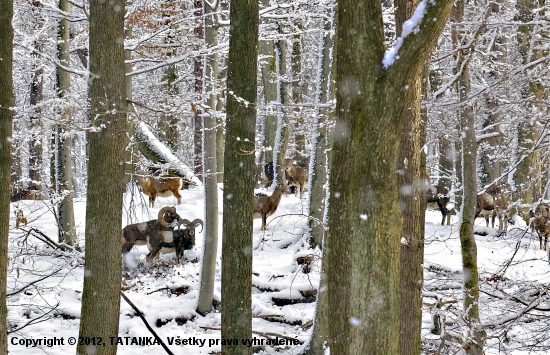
[6,186,550,354]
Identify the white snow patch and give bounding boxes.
[383,1,427,68]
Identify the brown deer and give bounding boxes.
[475,181,511,232]
[529,209,550,250]
[253,184,286,230]
[141,174,183,208]
[426,185,452,225]
[283,159,308,199]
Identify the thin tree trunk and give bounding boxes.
[29,1,44,196]
[291,25,305,157]
[77,0,127,352]
[458,65,486,354]
[56,0,76,245]
[259,0,277,171]
[0,1,14,351]
[513,0,544,218]
[221,0,259,353]
[438,134,454,190]
[197,0,219,316]
[216,69,225,183]
[193,0,204,183]
[454,0,486,352]
[273,26,290,186]
[308,4,334,249]
[304,5,335,354]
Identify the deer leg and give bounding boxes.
[146,249,160,263]
[174,190,182,205]
[262,214,267,230]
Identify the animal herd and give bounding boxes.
[124,159,308,265]
[128,166,550,265]
[427,179,550,251]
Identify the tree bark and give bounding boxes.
[56,0,76,245]
[304,5,335,354]
[458,65,486,355]
[28,0,44,196]
[77,0,127,353]
[258,0,278,173]
[513,0,545,219]
[197,0,219,316]
[0,1,14,352]
[193,0,204,183]
[326,0,453,353]
[221,0,258,353]
[454,0,486,352]
[396,5,430,352]
[273,23,290,186]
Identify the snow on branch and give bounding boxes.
[383,1,427,68]
[135,122,202,186]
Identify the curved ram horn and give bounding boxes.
[158,206,177,227]
[191,218,204,233]
[177,219,192,228]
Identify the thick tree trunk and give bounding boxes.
[395,1,429,353]
[0,1,14,352]
[326,1,452,353]
[197,0,219,316]
[220,0,258,353]
[77,0,127,353]
[56,0,76,245]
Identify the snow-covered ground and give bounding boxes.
[6,189,550,354]
[6,185,316,354]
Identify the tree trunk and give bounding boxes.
[258,0,278,173]
[197,0,219,316]
[291,24,305,157]
[454,0,486,352]
[438,133,454,190]
[221,0,258,353]
[216,107,225,183]
[193,0,204,183]
[326,1,453,353]
[56,0,76,245]
[395,2,430,353]
[396,2,430,351]
[0,1,14,352]
[77,0,127,353]
[159,5,179,151]
[304,5,335,354]
[458,66,486,355]
[29,1,44,196]
[513,0,544,219]
[273,23,290,186]
[308,3,334,249]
